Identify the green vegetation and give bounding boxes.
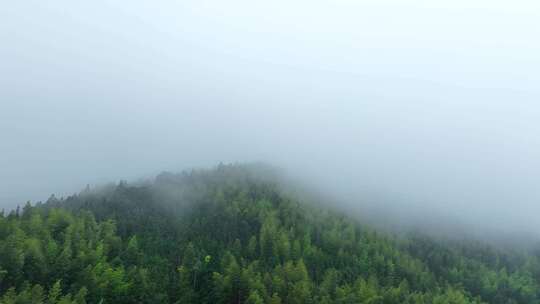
[1,164,540,303]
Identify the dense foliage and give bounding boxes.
[2,164,540,303]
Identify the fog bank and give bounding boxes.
[1,0,539,235]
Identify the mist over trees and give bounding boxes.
[2,164,540,303]
[2,1,540,303]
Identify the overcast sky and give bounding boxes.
[1,0,539,234]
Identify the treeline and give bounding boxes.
[1,163,540,303]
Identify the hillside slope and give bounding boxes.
[1,164,539,303]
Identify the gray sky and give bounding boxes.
[1,1,540,234]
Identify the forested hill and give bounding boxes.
[1,164,540,303]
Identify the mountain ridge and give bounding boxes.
[1,163,539,303]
